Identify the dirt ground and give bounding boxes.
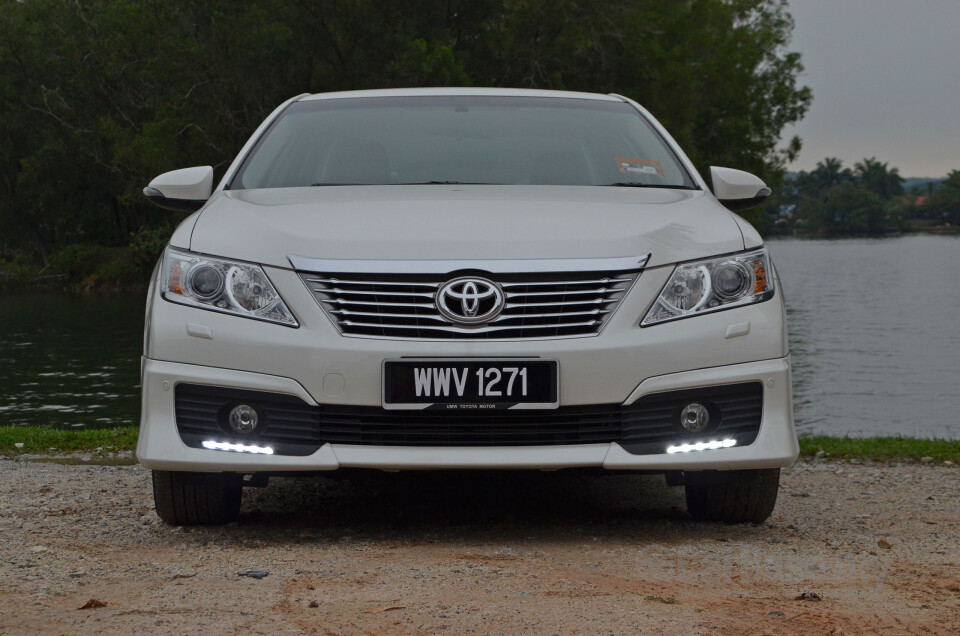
[1,457,958,635]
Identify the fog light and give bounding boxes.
[228,404,259,434]
[680,403,710,432]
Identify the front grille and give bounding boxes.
[175,382,762,456]
[298,270,640,339]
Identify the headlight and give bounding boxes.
[641,248,774,326]
[161,248,298,326]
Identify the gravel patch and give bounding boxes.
[1,458,958,634]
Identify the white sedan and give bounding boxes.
[138,87,797,524]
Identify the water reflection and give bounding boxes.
[770,235,960,438]
[0,292,143,429]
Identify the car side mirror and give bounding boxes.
[709,167,771,212]
[143,166,214,212]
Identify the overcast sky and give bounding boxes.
[780,0,960,177]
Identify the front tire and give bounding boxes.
[152,470,242,525]
[684,468,780,523]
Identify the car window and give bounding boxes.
[231,96,697,190]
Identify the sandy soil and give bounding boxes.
[1,457,958,635]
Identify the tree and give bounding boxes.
[925,170,960,225]
[854,157,904,200]
[0,0,812,266]
[805,157,853,194]
[814,183,885,235]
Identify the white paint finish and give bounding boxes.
[709,166,768,202]
[727,212,764,249]
[724,322,751,339]
[331,443,611,470]
[148,166,214,201]
[189,186,744,269]
[323,373,345,396]
[185,323,213,340]
[167,210,202,249]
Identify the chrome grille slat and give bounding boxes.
[495,309,610,321]
[318,288,436,298]
[327,298,436,309]
[500,277,634,288]
[306,278,440,288]
[299,267,641,340]
[505,298,618,308]
[504,287,623,298]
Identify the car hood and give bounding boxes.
[188,186,746,270]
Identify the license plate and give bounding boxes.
[382,359,559,410]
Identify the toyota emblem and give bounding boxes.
[436,277,504,324]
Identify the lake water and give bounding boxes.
[0,292,143,430]
[769,235,960,439]
[1,234,958,438]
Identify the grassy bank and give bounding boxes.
[0,426,139,455]
[1,427,958,462]
[798,436,959,463]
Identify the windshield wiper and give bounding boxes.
[606,183,698,190]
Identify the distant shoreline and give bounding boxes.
[766,221,960,239]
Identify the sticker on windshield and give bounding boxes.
[616,157,665,178]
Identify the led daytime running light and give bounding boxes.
[666,438,737,454]
[201,440,274,455]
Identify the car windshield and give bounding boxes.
[230,95,697,190]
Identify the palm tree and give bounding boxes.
[854,157,904,200]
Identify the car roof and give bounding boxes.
[298,87,623,102]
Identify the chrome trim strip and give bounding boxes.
[314,288,435,298]
[289,253,650,274]
[344,319,599,333]
[329,307,611,322]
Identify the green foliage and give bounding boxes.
[129,223,175,268]
[1,0,813,278]
[816,183,885,235]
[798,436,960,463]
[47,244,117,281]
[854,157,904,200]
[45,243,145,288]
[767,156,913,236]
[923,170,960,225]
[0,425,139,455]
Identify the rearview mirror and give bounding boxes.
[143,166,214,212]
[709,167,771,212]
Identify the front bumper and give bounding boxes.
[136,356,797,472]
